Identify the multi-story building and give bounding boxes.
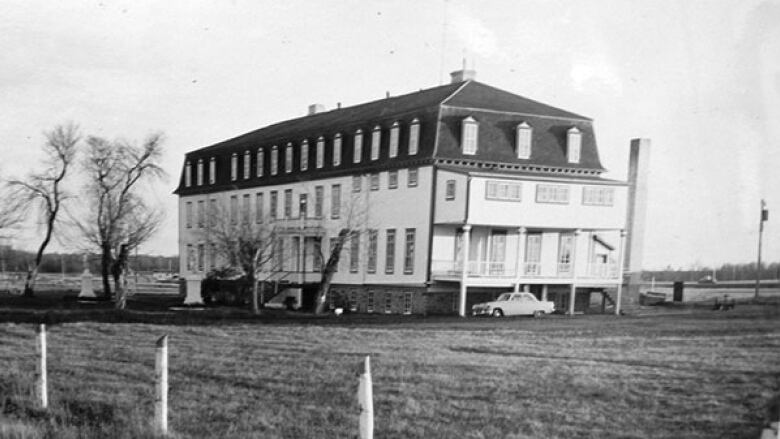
[175,69,648,315]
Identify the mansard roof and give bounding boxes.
[176,79,606,195]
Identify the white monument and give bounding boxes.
[78,254,96,298]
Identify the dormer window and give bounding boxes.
[408,118,420,155]
[371,125,381,161]
[196,159,204,186]
[209,157,216,184]
[243,150,250,179]
[285,143,293,173]
[300,140,309,171]
[230,153,237,181]
[389,122,399,158]
[256,148,264,177]
[567,127,581,163]
[461,116,478,155]
[333,133,342,166]
[516,122,532,159]
[271,146,278,175]
[353,129,363,163]
[316,136,324,168]
[184,160,192,187]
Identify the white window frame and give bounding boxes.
[230,153,237,181]
[567,127,581,163]
[582,186,615,206]
[333,133,342,166]
[445,180,456,200]
[408,167,418,187]
[371,125,381,161]
[271,146,278,176]
[184,161,192,187]
[486,180,522,202]
[536,184,570,204]
[285,143,293,173]
[209,157,216,184]
[461,116,478,155]
[256,149,264,177]
[403,292,413,314]
[300,140,309,171]
[196,159,203,186]
[389,122,399,158]
[516,122,532,159]
[353,129,363,163]
[408,118,420,155]
[388,170,398,189]
[243,150,250,179]
[316,136,324,169]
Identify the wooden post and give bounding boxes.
[155,335,168,435]
[358,356,373,439]
[615,230,627,315]
[459,225,471,317]
[36,324,47,409]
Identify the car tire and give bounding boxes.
[492,309,503,317]
[533,310,544,318]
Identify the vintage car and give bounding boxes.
[472,292,555,317]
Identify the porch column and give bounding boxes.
[568,229,580,315]
[615,229,627,315]
[459,225,472,317]
[513,227,526,293]
[541,284,548,302]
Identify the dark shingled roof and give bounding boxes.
[176,79,606,195]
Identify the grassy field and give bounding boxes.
[0,305,779,438]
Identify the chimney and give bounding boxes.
[624,138,650,274]
[308,103,326,115]
[450,69,476,83]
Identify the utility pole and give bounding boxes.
[755,199,768,300]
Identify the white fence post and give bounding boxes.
[155,335,168,435]
[358,355,373,439]
[36,324,47,409]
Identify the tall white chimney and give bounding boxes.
[450,69,476,83]
[308,104,326,115]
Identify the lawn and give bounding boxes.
[0,305,778,438]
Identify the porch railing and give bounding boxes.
[586,262,619,279]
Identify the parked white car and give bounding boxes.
[472,292,555,318]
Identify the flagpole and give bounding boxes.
[755,199,766,300]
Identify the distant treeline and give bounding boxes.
[643,262,780,282]
[0,247,177,274]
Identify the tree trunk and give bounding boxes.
[101,241,112,299]
[250,273,260,315]
[314,229,348,314]
[113,244,128,310]
[22,214,56,297]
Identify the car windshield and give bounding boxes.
[496,293,512,301]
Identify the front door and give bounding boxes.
[488,230,506,275]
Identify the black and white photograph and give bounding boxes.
[1,1,779,437]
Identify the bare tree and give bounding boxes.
[9,124,79,296]
[0,181,28,231]
[73,133,165,307]
[203,199,284,315]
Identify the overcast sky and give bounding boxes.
[2,0,778,270]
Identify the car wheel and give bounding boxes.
[533,310,544,318]
[492,308,503,317]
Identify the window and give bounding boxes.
[209,157,216,184]
[582,186,615,206]
[349,291,357,312]
[385,229,395,274]
[209,198,217,227]
[316,137,324,169]
[299,194,307,219]
[230,153,237,181]
[384,293,393,314]
[367,291,375,313]
[445,180,456,200]
[536,184,570,204]
[242,194,250,223]
[285,143,293,173]
[271,146,278,175]
[350,232,360,273]
[314,186,324,218]
[486,181,522,201]
[408,168,418,187]
[300,140,309,171]
[186,244,193,271]
[516,122,532,159]
[403,292,413,314]
[388,171,398,189]
[270,191,278,220]
[525,233,542,275]
[256,149,264,177]
[331,184,341,219]
[404,228,415,274]
[333,133,342,166]
[352,175,361,193]
[185,201,193,228]
[370,173,379,191]
[184,161,192,187]
[274,237,284,270]
[408,118,420,155]
[197,200,204,228]
[353,129,363,163]
[230,195,238,224]
[367,230,378,273]
[197,243,205,272]
[284,189,292,218]
[197,159,204,186]
[461,116,478,155]
[389,122,399,157]
[209,243,217,269]
[311,237,322,272]
[329,237,340,272]
[567,127,581,163]
[371,125,381,160]
[243,150,250,179]
[558,233,574,275]
[255,193,264,223]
